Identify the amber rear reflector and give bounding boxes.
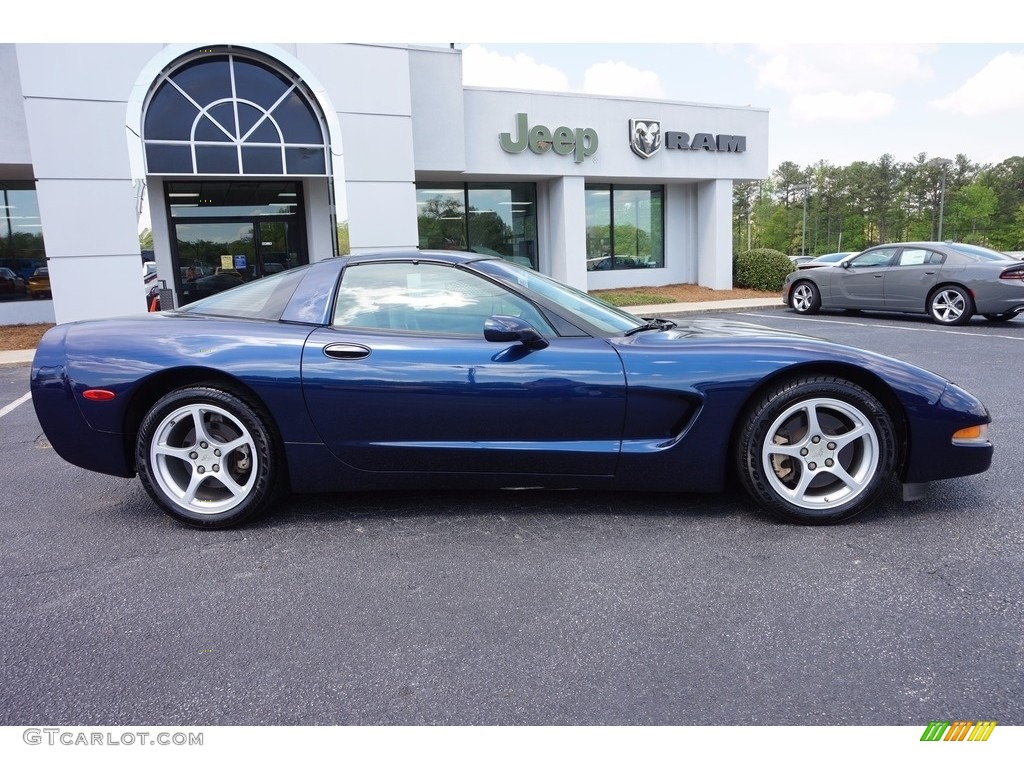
[82,389,116,401]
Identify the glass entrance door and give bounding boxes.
[255,221,302,276]
[176,221,256,305]
[167,180,308,306]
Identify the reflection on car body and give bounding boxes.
[31,250,993,530]
[784,241,1024,324]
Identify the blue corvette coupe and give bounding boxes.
[31,250,992,528]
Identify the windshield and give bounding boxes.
[473,259,643,335]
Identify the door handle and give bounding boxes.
[323,343,371,360]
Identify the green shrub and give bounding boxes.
[733,248,793,292]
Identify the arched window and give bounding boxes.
[143,49,328,176]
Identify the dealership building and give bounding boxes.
[0,43,769,326]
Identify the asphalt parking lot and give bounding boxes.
[1,307,1021,726]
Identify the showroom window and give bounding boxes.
[0,183,46,280]
[585,185,664,271]
[143,49,329,176]
[416,183,538,269]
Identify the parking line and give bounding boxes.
[0,392,31,419]
[737,313,1024,342]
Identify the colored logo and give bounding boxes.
[920,720,997,741]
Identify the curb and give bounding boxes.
[628,298,784,316]
[0,350,34,367]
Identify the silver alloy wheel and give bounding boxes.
[791,283,817,312]
[149,402,258,515]
[931,288,967,323]
[761,396,880,510]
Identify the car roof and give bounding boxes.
[340,249,491,267]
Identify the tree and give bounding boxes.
[337,221,350,255]
[947,182,997,244]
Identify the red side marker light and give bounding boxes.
[82,389,116,401]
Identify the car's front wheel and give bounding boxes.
[928,285,973,325]
[790,281,821,315]
[735,376,897,524]
[983,312,1018,322]
[136,386,281,528]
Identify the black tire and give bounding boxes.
[135,386,281,528]
[983,312,1018,322]
[789,280,821,315]
[928,285,973,325]
[735,376,898,524]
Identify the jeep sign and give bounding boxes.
[499,113,598,163]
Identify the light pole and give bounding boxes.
[929,157,952,241]
[793,183,810,256]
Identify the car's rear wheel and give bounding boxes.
[735,376,897,524]
[983,312,1018,322]
[790,281,821,315]
[136,386,281,528]
[928,285,973,325]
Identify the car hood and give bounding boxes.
[637,317,824,341]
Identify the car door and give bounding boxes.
[882,247,945,311]
[301,260,627,476]
[829,247,898,308]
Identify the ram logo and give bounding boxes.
[629,119,662,159]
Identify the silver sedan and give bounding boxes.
[782,241,1024,325]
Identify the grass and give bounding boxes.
[593,290,677,307]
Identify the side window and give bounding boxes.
[850,248,897,268]
[898,248,929,266]
[333,262,556,336]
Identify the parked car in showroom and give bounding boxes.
[30,250,992,530]
[797,251,857,270]
[784,241,1024,325]
[0,266,27,295]
[26,266,50,299]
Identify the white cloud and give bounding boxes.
[582,61,665,99]
[460,44,570,92]
[753,44,933,94]
[790,91,896,122]
[930,52,1024,116]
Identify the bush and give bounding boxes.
[733,248,794,292]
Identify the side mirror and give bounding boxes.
[484,315,549,350]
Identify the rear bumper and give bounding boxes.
[30,327,134,478]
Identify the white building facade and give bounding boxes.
[0,43,768,326]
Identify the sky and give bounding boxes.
[450,42,1024,171]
